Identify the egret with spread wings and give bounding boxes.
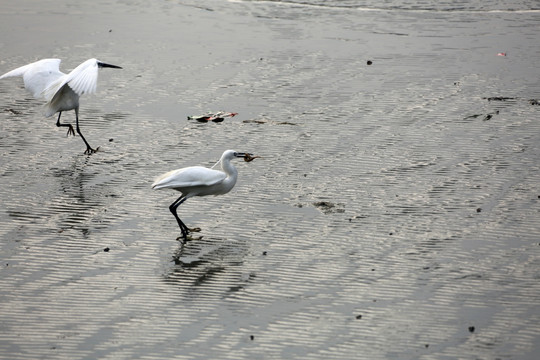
[0,58,122,154]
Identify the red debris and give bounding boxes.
[187,111,238,123]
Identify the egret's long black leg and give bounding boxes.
[55,111,75,136]
[169,195,190,241]
[75,108,98,154]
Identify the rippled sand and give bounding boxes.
[0,1,539,359]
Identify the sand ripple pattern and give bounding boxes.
[0,1,539,359]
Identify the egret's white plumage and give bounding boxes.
[152,150,252,241]
[0,58,122,154]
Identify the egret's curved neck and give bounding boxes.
[216,158,238,194]
[221,159,238,181]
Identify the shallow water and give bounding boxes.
[0,1,539,359]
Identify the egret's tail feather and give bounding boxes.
[44,103,56,118]
[0,64,31,80]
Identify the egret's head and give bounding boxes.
[221,150,255,161]
[217,150,259,167]
[222,150,246,160]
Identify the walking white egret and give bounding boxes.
[0,58,122,154]
[152,150,256,242]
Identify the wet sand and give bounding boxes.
[1,1,539,359]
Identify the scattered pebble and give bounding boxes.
[103,247,110,252]
[250,335,254,341]
[109,138,114,142]
[262,251,267,256]
[425,344,429,348]
[356,314,362,319]
[476,208,482,213]
[367,60,372,65]
[468,326,475,333]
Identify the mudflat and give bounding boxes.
[0,1,539,359]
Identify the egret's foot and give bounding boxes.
[189,227,202,233]
[84,146,100,155]
[66,125,75,137]
[176,234,203,243]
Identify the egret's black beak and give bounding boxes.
[98,62,122,69]
[235,152,251,158]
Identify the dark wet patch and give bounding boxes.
[483,96,516,102]
[243,119,297,125]
[3,108,21,115]
[463,110,499,121]
[312,201,345,214]
[243,119,267,124]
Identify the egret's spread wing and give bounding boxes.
[0,59,63,99]
[65,58,99,96]
[42,58,99,101]
[152,166,226,190]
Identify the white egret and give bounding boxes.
[152,150,255,241]
[0,58,122,154]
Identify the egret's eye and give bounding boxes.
[233,152,238,156]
